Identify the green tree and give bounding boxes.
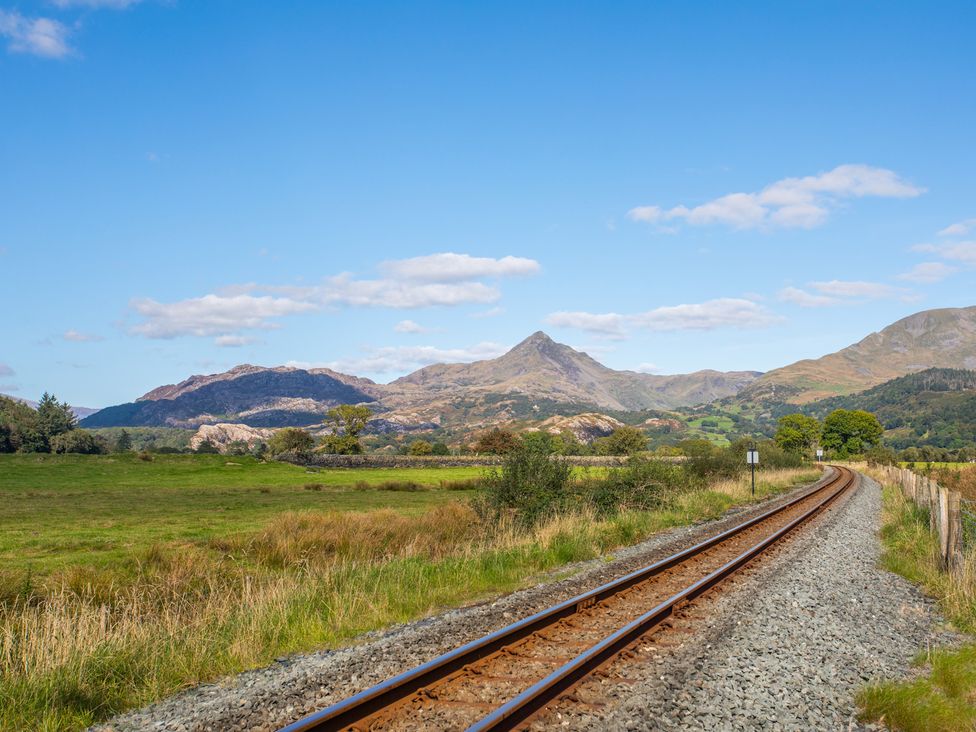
[321,404,372,455]
[408,439,433,456]
[194,438,220,454]
[479,444,573,525]
[430,441,450,455]
[267,427,315,456]
[821,409,883,457]
[114,429,133,453]
[36,392,76,449]
[594,426,647,456]
[774,414,821,454]
[474,427,519,455]
[50,429,108,454]
[520,431,555,454]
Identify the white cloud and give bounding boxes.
[632,298,781,331]
[0,384,18,392]
[291,342,509,377]
[130,294,315,339]
[547,298,780,338]
[63,330,103,342]
[315,274,500,308]
[130,252,536,341]
[628,164,924,231]
[394,319,429,334]
[930,241,976,264]
[545,311,627,339]
[938,219,976,237]
[897,262,956,284]
[0,363,14,377]
[0,10,71,58]
[380,253,540,282]
[809,280,900,299]
[777,286,840,308]
[635,362,660,374]
[214,335,257,348]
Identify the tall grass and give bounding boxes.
[857,477,976,731]
[0,467,818,731]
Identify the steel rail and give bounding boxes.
[278,466,852,732]
[467,466,856,731]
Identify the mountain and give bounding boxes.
[81,332,761,429]
[81,367,377,428]
[737,306,976,404]
[804,368,976,450]
[386,331,759,412]
[1,394,100,420]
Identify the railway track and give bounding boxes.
[279,466,858,732]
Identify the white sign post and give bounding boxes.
[746,447,759,496]
[816,448,824,463]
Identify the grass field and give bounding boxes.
[0,455,820,731]
[0,454,486,574]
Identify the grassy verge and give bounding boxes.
[857,478,976,731]
[0,463,818,731]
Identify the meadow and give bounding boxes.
[0,454,820,731]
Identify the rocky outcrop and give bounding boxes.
[533,413,626,443]
[189,423,276,452]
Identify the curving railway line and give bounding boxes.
[279,466,858,732]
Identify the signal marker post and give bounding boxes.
[816,448,824,464]
[746,445,759,497]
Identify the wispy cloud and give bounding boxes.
[289,342,509,377]
[380,253,540,282]
[0,363,14,377]
[0,10,71,58]
[547,298,780,338]
[63,329,104,342]
[129,252,538,340]
[938,218,976,237]
[635,362,660,374]
[214,335,258,348]
[628,164,923,231]
[777,286,840,308]
[130,294,316,339]
[897,262,956,284]
[393,319,429,334]
[778,279,913,307]
[915,241,976,265]
[545,311,627,339]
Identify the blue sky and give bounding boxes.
[1,1,974,407]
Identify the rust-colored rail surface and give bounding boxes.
[279,466,857,732]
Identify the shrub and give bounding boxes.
[49,429,108,455]
[584,457,698,515]
[408,439,433,456]
[478,444,573,524]
[474,427,519,455]
[267,428,314,457]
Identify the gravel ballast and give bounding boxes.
[93,472,956,731]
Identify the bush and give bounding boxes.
[49,429,108,455]
[478,444,574,524]
[582,457,699,516]
[267,428,315,457]
[474,428,520,455]
[593,426,647,456]
[408,439,433,456]
[431,442,450,456]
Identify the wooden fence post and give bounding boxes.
[937,486,950,570]
[947,491,964,575]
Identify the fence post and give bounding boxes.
[937,486,950,570]
[929,480,939,534]
[947,491,964,575]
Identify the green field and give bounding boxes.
[0,454,818,731]
[0,454,485,574]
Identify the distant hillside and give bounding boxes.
[805,368,976,449]
[81,368,377,428]
[738,306,976,404]
[81,332,761,429]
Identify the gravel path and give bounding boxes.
[93,471,956,731]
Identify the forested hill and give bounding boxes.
[805,368,976,449]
